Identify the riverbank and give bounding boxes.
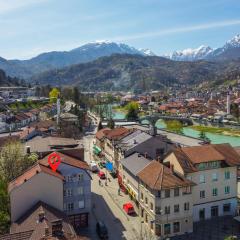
[190,125,240,137]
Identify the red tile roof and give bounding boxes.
[105,127,132,140]
[39,152,90,171]
[137,160,194,190]
[171,144,240,173]
[96,128,111,141]
[8,163,64,193]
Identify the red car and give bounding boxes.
[123,203,135,215]
[98,171,106,179]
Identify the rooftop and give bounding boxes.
[137,160,194,190]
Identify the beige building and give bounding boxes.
[137,160,195,238]
[163,144,240,222]
[9,163,64,222]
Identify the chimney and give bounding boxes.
[38,210,45,223]
[26,146,31,154]
[149,124,157,136]
[44,227,49,237]
[156,148,164,161]
[144,152,148,158]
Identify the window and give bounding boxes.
[165,206,170,214]
[150,203,153,211]
[141,192,144,201]
[212,188,218,196]
[145,213,148,223]
[67,203,74,211]
[186,175,192,181]
[165,189,170,198]
[63,203,67,210]
[67,189,72,197]
[200,190,205,199]
[223,203,231,212]
[63,190,66,197]
[225,171,230,180]
[184,202,190,211]
[155,207,161,215]
[78,200,85,209]
[173,222,180,233]
[78,174,84,181]
[157,191,161,198]
[66,175,73,182]
[225,186,230,194]
[174,204,179,213]
[77,187,84,195]
[164,223,171,235]
[150,221,154,230]
[174,188,179,197]
[212,173,218,182]
[199,175,205,184]
[145,197,148,205]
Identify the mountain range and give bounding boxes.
[0,41,154,79]
[31,54,240,91]
[166,34,240,61]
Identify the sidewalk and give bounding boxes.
[100,171,146,238]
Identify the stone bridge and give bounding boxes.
[139,114,193,127]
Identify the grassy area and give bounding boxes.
[9,101,47,111]
[190,125,240,137]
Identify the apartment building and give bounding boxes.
[137,160,195,238]
[8,163,64,222]
[39,152,91,228]
[119,152,151,205]
[163,144,240,222]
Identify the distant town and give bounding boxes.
[0,84,239,240]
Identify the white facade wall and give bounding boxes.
[10,172,63,222]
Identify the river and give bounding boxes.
[113,111,240,147]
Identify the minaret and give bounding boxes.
[227,91,231,115]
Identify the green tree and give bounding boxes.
[107,118,115,129]
[0,141,38,183]
[49,88,60,103]
[0,177,10,234]
[165,120,183,134]
[125,101,139,120]
[73,86,80,104]
[231,103,240,121]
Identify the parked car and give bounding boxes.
[96,221,108,239]
[123,202,135,215]
[98,171,106,179]
[90,161,98,173]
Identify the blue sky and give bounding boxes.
[1,0,240,59]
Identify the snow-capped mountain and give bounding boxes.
[0,41,155,79]
[167,45,213,61]
[138,48,156,56]
[166,34,240,61]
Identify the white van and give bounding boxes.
[90,161,98,173]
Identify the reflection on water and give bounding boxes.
[113,112,240,147]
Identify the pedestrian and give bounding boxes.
[108,177,111,182]
[118,188,121,196]
[98,179,101,186]
[105,180,107,186]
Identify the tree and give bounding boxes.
[199,130,210,142]
[73,86,80,104]
[125,101,139,120]
[107,118,115,129]
[0,177,10,234]
[231,103,240,121]
[0,141,38,183]
[49,88,60,103]
[165,120,183,134]
[98,121,103,131]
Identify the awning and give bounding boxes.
[93,145,101,155]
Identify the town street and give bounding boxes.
[82,122,148,240]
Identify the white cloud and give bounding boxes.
[0,0,49,14]
[109,19,240,41]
